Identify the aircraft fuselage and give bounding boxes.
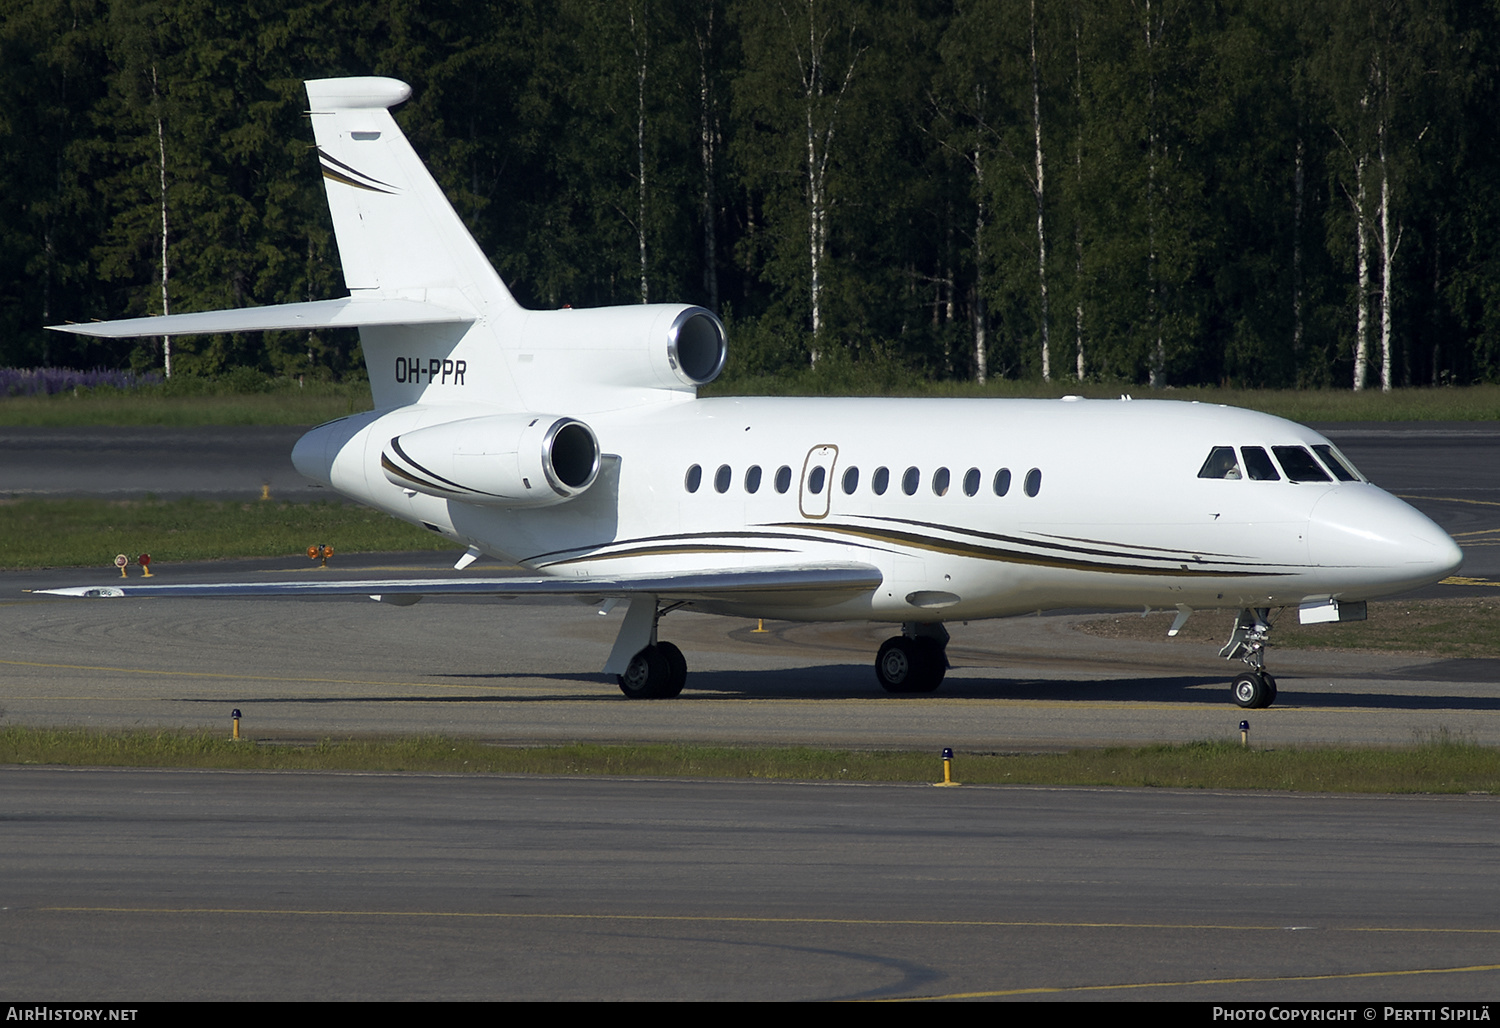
[293,395,1461,623]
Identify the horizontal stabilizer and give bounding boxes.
[33,564,884,603]
[46,297,472,339]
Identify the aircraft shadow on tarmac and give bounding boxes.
[175,665,1500,710]
[164,661,1500,714]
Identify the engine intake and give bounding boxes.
[380,413,600,507]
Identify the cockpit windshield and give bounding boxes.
[1272,446,1331,482]
[1197,441,1367,483]
[1312,444,1362,482]
[1197,446,1241,479]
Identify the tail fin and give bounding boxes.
[305,78,519,315]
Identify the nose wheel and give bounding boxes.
[1222,608,1279,709]
[1231,670,1277,709]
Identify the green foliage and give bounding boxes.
[2,0,1499,388]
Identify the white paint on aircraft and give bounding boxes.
[44,77,1463,706]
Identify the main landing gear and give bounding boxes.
[1220,607,1278,709]
[611,597,690,699]
[874,623,950,694]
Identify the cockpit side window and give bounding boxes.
[1197,446,1241,479]
[1273,445,1331,482]
[1313,444,1360,482]
[1241,447,1280,481]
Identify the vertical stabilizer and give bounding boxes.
[305,78,518,313]
[305,77,525,409]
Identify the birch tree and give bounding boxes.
[735,0,868,363]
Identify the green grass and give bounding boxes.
[0,379,372,426]
[2,729,1496,793]
[705,377,1500,422]
[0,496,459,569]
[1079,598,1500,659]
[5,375,1500,425]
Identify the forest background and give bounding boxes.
[3,0,1499,394]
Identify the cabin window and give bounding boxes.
[808,466,826,495]
[1273,446,1331,482]
[872,467,890,495]
[1241,447,1280,481]
[685,464,702,493]
[1312,444,1360,482]
[842,467,860,494]
[744,465,762,493]
[1024,468,1042,497]
[1197,446,1241,479]
[775,465,793,493]
[714,464,732,493]
[993,468,1012,496]
[902,467,920,495]
[932,467,951,496]
[963,468,981,496]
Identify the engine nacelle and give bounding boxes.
[380,413,600,507]
[514,304,727,398]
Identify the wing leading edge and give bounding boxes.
[33,563,884,605]
[45,297,473,339]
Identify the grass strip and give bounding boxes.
[0,381,372,426]
[3,729,1496,794]
[1077,597,1500,659]
[5,381,1500,426]
[0,497,458,569]
[706,379,1500,422]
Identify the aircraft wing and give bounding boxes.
[45,297,472,338]
[32,563,884,604]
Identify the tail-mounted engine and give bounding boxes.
[514,304,727,398]
[380,413,600,507]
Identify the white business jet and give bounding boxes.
[44,77,1463,708]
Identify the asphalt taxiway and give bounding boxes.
[3,419,1498,1001]
[4,768,1497,1001]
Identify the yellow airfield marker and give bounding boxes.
[934,746,961,787]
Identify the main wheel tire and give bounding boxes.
[1232,671,1268,709]
[655,641,688,698]
[876,637,920,693]
[876,637,945,694]
[618,646,671,699]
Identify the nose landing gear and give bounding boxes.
[1221,608,1278,709]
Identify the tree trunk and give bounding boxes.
[154,64,172,379]
[1377,105,1400,393]
[696,4,719,312]
[1352,155,1369,392]
[630,3,650,304]
[1031,0,1050,382]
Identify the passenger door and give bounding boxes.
[798,445,838,519]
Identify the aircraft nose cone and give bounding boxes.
[1308,487,1463,593]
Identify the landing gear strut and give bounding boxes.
[875,623,949,694]
[1220,608,1278,709]
[611,598,689,699]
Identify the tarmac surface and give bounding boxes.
[4,767,1498,1001]
[3,417,1498,1000]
